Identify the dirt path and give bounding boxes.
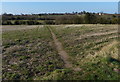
[48,27,81,71]
[76,30,117,40]
[2,25,44,32]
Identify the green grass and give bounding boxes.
[2,24,120,80]
[2,26,64,80]
[51,24,120,80]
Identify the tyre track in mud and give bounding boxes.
[47,26,81,71]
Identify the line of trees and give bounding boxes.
[2,12,119,25]
[2,20,42,25]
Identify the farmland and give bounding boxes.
[2,24,120,80]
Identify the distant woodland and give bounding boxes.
[2,11,119,25]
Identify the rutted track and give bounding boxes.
[47,26,81,71]
[76,30,117,40]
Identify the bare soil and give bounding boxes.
[48,27,81,71]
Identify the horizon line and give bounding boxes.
[1,11,118,15]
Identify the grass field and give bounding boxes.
[2,24,120,80]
